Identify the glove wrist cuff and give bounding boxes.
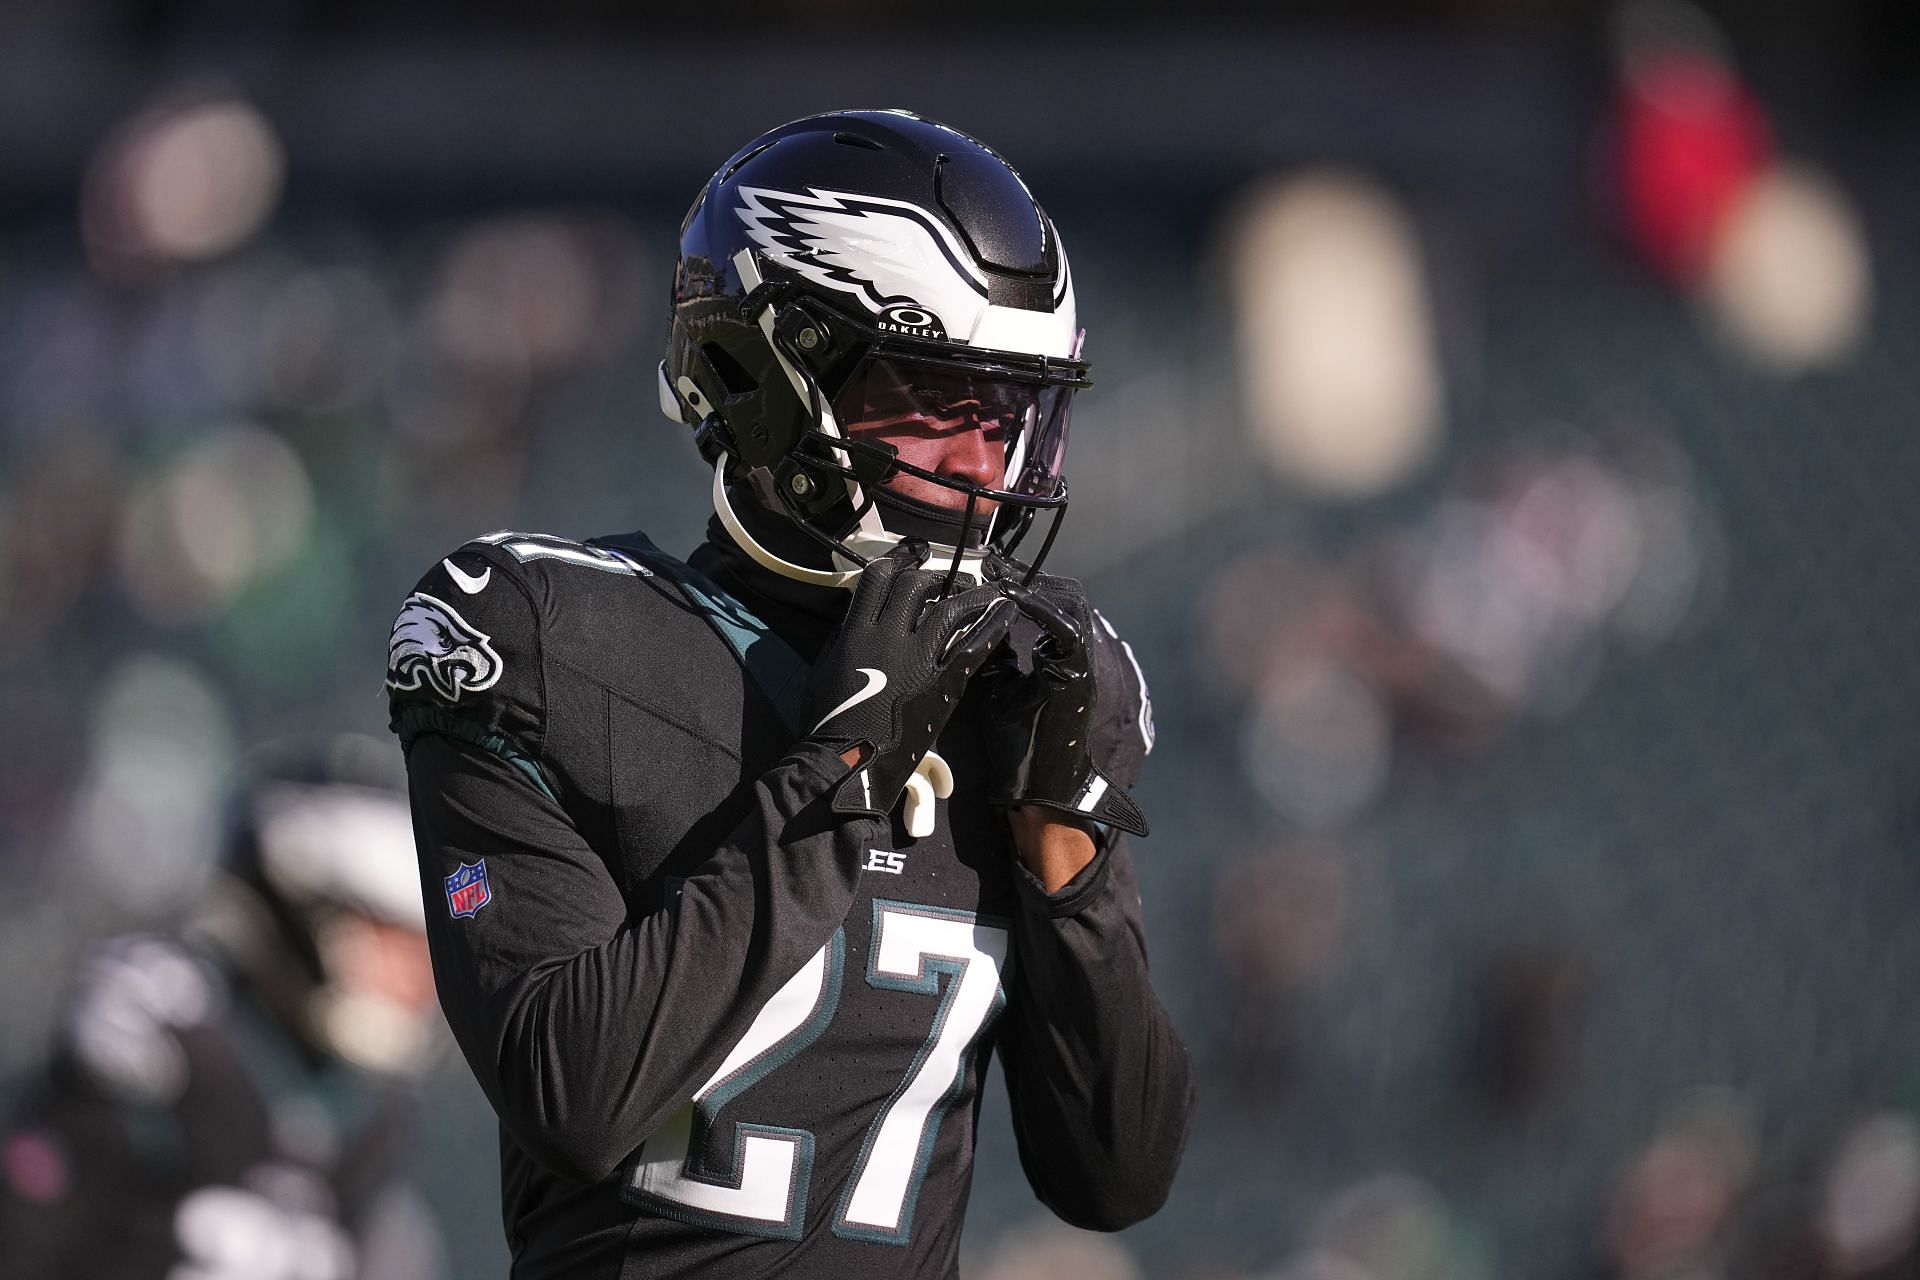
[990,768,1149,838]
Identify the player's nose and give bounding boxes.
[932,424,1004,491]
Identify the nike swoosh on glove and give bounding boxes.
[807,541,1016,822]
[981,572,1150,837]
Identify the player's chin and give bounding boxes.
[886,479,1002,520]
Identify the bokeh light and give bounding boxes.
[1603,1097,1757,1276]
[69,655,236,916]
[970,1218,1144,1280]
[1242,657,1392,829]
[1610,19,1772,285]
[1821,1113,1920,1276]
[1704,165,1871,373]
[1310,1175,1480,1280]
[1229,172,1443,500]
[115,423,315,624]
[82,95,286,280]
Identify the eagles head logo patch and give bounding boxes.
[387,592,504,703]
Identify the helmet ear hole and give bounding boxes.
[700,342,759,399]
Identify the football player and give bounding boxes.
[0,739,447,1279]
[388,108,1193,1277]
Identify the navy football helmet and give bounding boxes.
[659,109,1086,588]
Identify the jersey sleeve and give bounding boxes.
[389,544,884,1185]
[386,543,547,773]
[994,834,1195,1231]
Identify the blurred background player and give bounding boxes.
[0,738,448,1280]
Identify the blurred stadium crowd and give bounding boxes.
[2,0,1919,1277]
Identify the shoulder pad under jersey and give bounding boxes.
[1088,608,1155,790]
[386,531,645,747]
[386,530,663,792]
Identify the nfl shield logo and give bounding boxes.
[445,861,491,919]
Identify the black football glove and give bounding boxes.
[982,572,1150,837]
[807,541,1016,822]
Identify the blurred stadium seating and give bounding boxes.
[1,2,1917,1277]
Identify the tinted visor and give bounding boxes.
[830,356,1074,500]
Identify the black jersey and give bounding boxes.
[387,529,1193,1279]
[0,935,440,1280]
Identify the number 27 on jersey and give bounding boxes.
[626,901,1007,1246]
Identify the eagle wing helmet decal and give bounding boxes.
[734,186,998,341]
[387,592,504,703]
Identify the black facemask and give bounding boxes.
[864,485,993,550]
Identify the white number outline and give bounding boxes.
[625,930,845,1239]
[831,899,1009,1245]
[475,531,650,578]
[622,904,1009,1247]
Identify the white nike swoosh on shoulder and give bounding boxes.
[812,668,887,734]
[443,559,491,595]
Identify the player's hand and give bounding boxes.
[980,572,1149,837]
[808,541,1016,821]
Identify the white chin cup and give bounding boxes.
[840,531,990,585]
[712,460,859,588]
